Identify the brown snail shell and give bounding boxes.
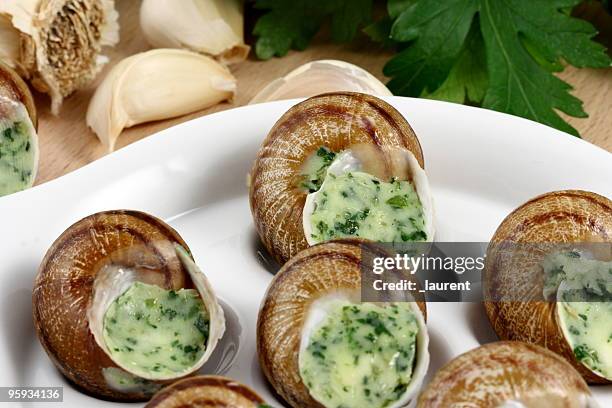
[145,376,265,408]
[257,239,429,408]
[249,92,427,265]
[33,210,225,401]
[483,190,612,384]
[417,341,597,408]
[0,62,37,127]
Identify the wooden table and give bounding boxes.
[34,0,612,185]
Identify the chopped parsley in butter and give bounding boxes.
[0,118,36,196]
[299,302,419,408]
[559,301,611,379]
[299,147,337,192]
[543,251,612,379]
[103,282,209,378]
[309,171,427,243]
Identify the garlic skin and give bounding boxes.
[86,48,237,152]
[140,0,249,65]
[0,0,119,114]
[249,60,392,104]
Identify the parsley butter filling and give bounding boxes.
[0,103,38,196]
[103,282,210,379]
[302,147,428,244]
[543,251,612,380]
[299,301,419,408]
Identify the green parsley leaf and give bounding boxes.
[252,0,610,136]
[386,0,610,136]
[331,0,374,42]
[384,0,479,96]
[363,17,395,46]
[478,0,609,135]
[421,18,488,104]
[253,0,373,59]
[387,0,414,19]
[386,195,410,208]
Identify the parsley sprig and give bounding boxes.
[252,0,610,136]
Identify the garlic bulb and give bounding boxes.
[249,60,392,104]
[140,0,249,65]
[0,0,119,114]
[86,48,237,152]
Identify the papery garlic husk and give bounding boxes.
[483,190,612,384]
[0,62,39,196]
[140,0,249,65]
[0,0,119,114]
[249,60,392,104]
[257,239,429,408]
[33,210,226,401]
[417,341,598,408]
[86,48,236,152]
[146,376,266,408]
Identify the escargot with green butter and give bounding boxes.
[484,190,611,384]
[0,63,38,196]
[257,239,429,408]
[33,210,225,400]
[250,92,434,264]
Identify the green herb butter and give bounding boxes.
[102,367,161,394]
[543,251,612,379]
[0,112,37,196]
[308,171,427,243]
[103,282,209,378]
[543,251,611,300]
[559,301,612,379]
[299,146,337,192]
[299,302,419,408]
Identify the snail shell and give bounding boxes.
[33,210,225,400]
[257,239,429,408]
[417,341,597,408]
[145,376,265,408]
[249,92,430,265]
[483,190,612,384]
[0,62,37,127]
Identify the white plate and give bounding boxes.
[1,97,610,407]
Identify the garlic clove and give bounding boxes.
[86,48,237,152]
[140,0,250,65]
[249,59,392,105]
[0,0,119,114]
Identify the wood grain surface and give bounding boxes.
[33,0,612,185]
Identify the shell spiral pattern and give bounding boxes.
[484,190,612,384]
[249,92,424,265]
